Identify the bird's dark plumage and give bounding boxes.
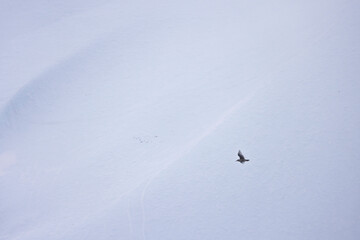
[236,150,249,163]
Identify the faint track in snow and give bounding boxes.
[139,89,259,240]
[137,42,310,237]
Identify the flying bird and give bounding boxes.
[236,150,249,163]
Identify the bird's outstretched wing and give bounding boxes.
[238,150,245,160]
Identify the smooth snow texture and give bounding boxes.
[1,0,360,239]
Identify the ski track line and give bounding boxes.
[138,41,314,237]
[140,89,259,240]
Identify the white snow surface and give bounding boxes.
[1,0,360,239]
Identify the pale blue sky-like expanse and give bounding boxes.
[1,1,360,239]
